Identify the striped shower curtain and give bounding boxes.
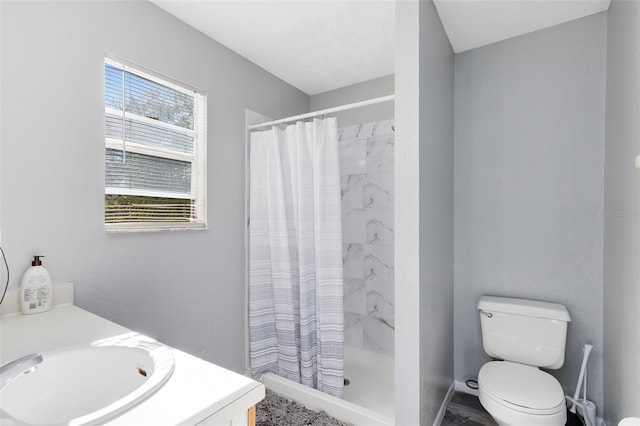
[249,117,344,398]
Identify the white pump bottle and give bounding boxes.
[20,255,52,314]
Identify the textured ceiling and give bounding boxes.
[151,0,396,96]
[151,0,611,95]
[433,0,611,53]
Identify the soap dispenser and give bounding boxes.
[20,255,52,314]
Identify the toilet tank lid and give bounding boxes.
[478,296,571,322]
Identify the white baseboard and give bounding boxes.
[433,381,456,426]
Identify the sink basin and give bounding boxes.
[0,333,175,426]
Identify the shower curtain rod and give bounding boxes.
[247,94,395,130]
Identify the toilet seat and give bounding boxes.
[479,361,566,415]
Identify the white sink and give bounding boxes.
[0,333,175,426]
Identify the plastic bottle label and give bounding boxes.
[37,287,49,303]
[24,288,37,302]
[23,274,50,310]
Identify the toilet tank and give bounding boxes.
[478,296,571,369]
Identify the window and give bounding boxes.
[104,57,206,231]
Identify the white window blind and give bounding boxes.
[104,57,206,231]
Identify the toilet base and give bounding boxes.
[479,389,567,426]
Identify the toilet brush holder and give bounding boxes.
[566,397,597,426]
[580,400,596,426]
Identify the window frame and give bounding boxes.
[104,56,207,233]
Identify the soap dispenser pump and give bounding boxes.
[20,255,52,314]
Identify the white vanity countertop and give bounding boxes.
[0,299,264,425]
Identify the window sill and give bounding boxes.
[105,222,207,234]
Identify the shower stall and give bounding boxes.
[245,97,395,426]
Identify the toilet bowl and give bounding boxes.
[478,361,566,426]
[477,296,572,426]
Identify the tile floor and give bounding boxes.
[440,392,497,426]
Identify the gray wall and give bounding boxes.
[396,1,454,424]
[309,75,394,127]
[0,0,309,374]
[454,13,607,412]
[603,0,640,423]
[418,0,455,423]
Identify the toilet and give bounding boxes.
[477,296,572,426]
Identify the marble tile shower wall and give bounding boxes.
[338,119,394,356]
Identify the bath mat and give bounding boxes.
[256,390,352,426]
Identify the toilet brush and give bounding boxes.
[570,344,593,413]
[567,344,597,426]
